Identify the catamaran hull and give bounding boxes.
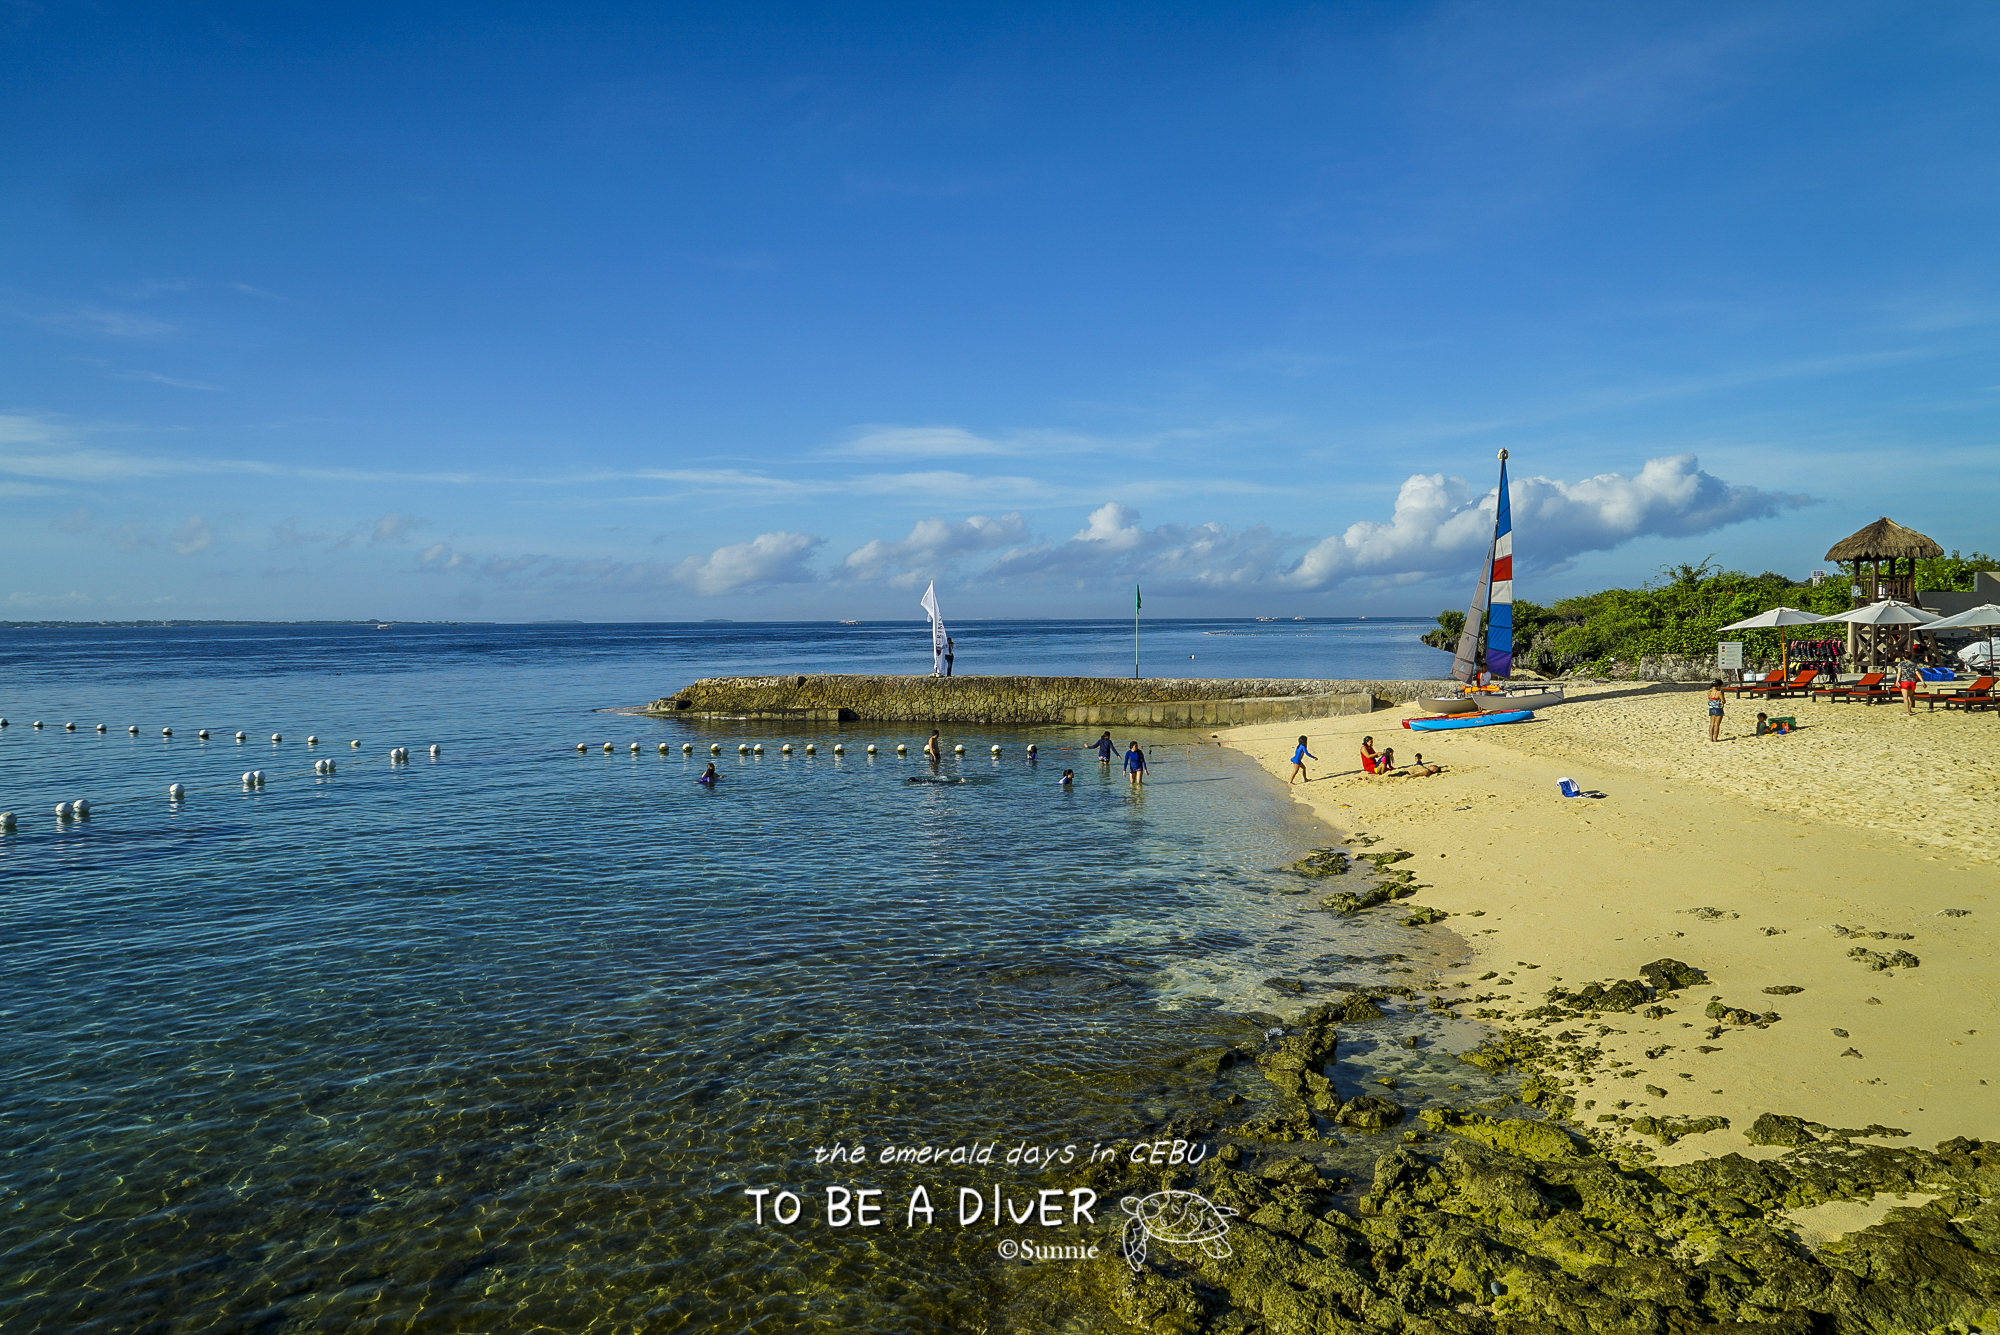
[1403,710,1535,731]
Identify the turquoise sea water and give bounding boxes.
[0,621,1491,1333]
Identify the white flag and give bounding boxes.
[919,581,947,675]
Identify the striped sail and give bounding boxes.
[1487,456,1513,678]
[1449,453,1514,683]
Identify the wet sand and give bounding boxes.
[1218,682,1998,1166]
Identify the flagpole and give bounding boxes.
[1133,583,1140,679]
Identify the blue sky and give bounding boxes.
[4,2,1997,621]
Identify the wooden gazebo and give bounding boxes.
[1824,517,1944,667]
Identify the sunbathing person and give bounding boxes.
[1404,751,1443,776]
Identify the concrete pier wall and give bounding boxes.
[644,675,1451,728]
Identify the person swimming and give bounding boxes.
[696,763,719,785]
[1058,768,1074,787]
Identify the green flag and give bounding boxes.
[1135,583,1142,610]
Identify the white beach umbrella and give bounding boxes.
[1814,599,1938,625]
[1715,606,1827,631]
[1920,603,2000,631]
[1924,604,2000,668]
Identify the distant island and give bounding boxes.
[0,620,494,629]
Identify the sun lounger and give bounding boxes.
[1760,669,1821,699]
[1916,676,1996,712]
[1812,672,1885,702]
[1726,670,1786,698]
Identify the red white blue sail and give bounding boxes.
[1487,455,1513,678]
[1450,451,1514,683]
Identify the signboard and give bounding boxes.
[1809,570,1827,586]
[1717,642,1744,671]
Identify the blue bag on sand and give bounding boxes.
[1557,778,1582,798]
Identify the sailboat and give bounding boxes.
[1418,450,1563,715]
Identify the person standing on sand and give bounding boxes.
[1706,680,1725,741]
[1894,655,1920,715]
[1124,741,1148,786]
[1289,735,1316,785]
[925,730,942,762]
[1095,730,1115,764]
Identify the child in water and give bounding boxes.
[696,763,719,786]
[1058,769,1074,787]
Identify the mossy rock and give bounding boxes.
[1640,957,1709,991]
[1287,847,1351,878]
[1431,1110,1584,1160]
[1403,904,1450,926]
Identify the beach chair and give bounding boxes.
[1812,672,1885,703]
[1726,670,1785,698]
[1759,669,1820,699]
[1917,675,1996,712]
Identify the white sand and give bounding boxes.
[1219,682,1997,1165]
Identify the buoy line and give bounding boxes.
[0,741,446,830]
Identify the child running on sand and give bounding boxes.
[1289,735,1316,784]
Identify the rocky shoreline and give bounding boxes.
[1006,845,1999,1332]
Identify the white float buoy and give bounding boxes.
[169,783,185,800]
[235,731,247,742]
[33,721,44,729]
[683,743,694,753]
[954,744,966,754]
[781,743,793,754]
[271,734,282,743]
[576,743,588,752]
[896,744,906,753]
[73,799,90,816]
[866,744,877,754]
[710,743,721,753]
[254,770,266,785]
[833,743,844,754]
[350,740,360,748]
[429,743,439,756]
[0,812,14,829]
[738,744,749,753]
[128,725,138,734]
[307,735,318,745]
[991,745,1001,755]
[163,728,173,737]
[96,723,107,733]
[242,772,255,785]
[753,744,764,754]
[326,760,336,774]
[0,718,8,727]
[805,743,816,754]
[55,801,72,817]
[602,743,613,753]
[65,722,76,731]
[198,730,209,739]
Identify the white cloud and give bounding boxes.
[50,507,92,534]
[370,511,424,545]
[841,512,1028,584]
[117,369,221,391]
[418,542,465,570]
[171,514,214,555]
[1284,454,1810,590]
[975,455,1807,597]
[834,426,1015,459]
[671,531,825,595]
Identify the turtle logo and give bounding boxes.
[1119,1191,1239,1271]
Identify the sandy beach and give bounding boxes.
[1220,681,1998,1168]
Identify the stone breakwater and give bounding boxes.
[644,675,1452,728]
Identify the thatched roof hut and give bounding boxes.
[1824,517,1943,562]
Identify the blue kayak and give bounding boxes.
[1403,710,1534,731]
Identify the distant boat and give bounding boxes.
[839,619,860,625]
[1255,616,1275,622]
[1292,616,1305,621]
[375,623,392,629]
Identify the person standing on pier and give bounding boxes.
[945,636,956,677]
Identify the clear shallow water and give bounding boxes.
[0,622,1481,1334]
